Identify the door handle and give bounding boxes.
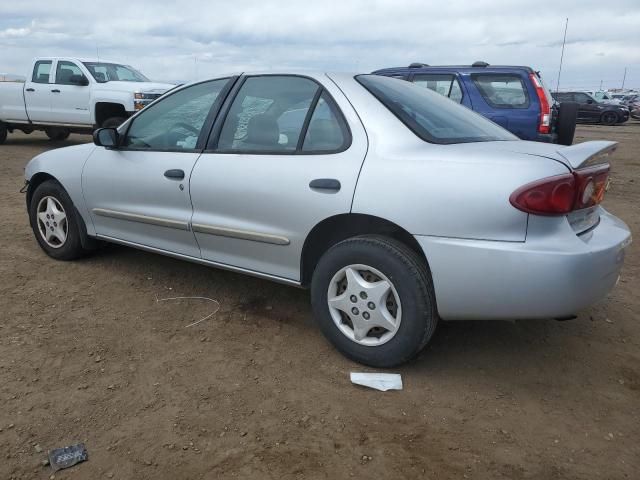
[309,178,341,192]
[51,89,60,93]
[25,88,35,92]
[164,169,185,180]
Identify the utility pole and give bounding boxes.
[555,17,569,94]
[599,79,603,91]
[621,67,627,90]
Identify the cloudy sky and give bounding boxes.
[1,0,639,90]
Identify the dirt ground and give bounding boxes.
[0,123,638,480]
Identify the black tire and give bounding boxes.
[600,111,618,126]
[311,235,438,367]
[29,180,89,261]
[44,127,70,141]
[556,102,577,146]
[102,117,127,128]
[0,122,7,145]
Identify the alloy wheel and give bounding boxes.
[36,196,68,248]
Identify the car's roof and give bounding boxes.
[34,57,129,64]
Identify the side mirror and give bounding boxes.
[70,74,89,86]
[586,99,594,104]
[93,128,118,148]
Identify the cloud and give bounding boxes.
[0,0,638,89]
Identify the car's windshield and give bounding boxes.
[82,62,150,83]
[357,75,516,144]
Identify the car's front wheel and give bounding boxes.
[44,127,71,141]
[311,236,437,367]
[29,180,89,260]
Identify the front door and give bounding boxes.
[189,75,368,281]
[83,78,233,257]
[24,60,55,122]
[50,60,92,125]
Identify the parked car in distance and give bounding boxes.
[23,73,631,367]
[373,61,577,146]
[553,91,630,125]
[0,57,175,144]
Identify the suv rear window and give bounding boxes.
[471,74,530,109]
[412,74,463,103]
[356,75,516,144]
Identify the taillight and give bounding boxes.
[510,164,610,215]
[529,73,551,134]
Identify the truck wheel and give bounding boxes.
[45,127,70,141]
[0,122,7,145]
[310,235,438,367]
[102,117,127,128]
[600,111,618,126]
[556,102,577,146]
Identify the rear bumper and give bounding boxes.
[416,209,631,320]
[535,132,557,143]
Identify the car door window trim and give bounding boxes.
[204,74,352,155]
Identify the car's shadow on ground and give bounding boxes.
[81,242,600,382]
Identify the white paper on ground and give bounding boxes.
[350,372,403,391]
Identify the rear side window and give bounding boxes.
[412,74,463,103]
[216,75,350,154]
[357,75,516,144]
[32,61,52,84]
[471,74,530,109]
[302,93,348,152]
[55,61,83,85]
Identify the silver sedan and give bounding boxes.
[24,73,632,367]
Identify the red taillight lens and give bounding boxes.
[510,164,610,216]
[529,73,551,134]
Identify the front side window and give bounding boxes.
[412,74,463,103]
[83,62,149,83]
[357,74,516,144]
[217,76,320,152]
[55,61,83,85]
[124,79,229,150]
[32,61,52,84]
[471,74,530,109]
[574,93,593,104]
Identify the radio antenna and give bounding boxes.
[555,17,568,94]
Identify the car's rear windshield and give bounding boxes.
[357,75,516,144]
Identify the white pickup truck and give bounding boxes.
[0,57,175,144]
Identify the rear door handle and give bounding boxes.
[25,88,35,92]
[309,178,341,192]
[51,89,60,93]
[164,169,185,180]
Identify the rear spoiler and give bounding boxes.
[556,141,617,170]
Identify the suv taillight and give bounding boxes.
[529,73,551,134]
[510,164,610,215]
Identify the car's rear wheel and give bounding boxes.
[556,102,577,145]
[600,111,618,126]
[311,235,437,367]
[102,117,127,128]
[44,127,70,141]
[29,180,89,260]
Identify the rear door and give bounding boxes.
[469,72,533,138]
[189,74,368,281]
[24,60,54,122]
[573,92,601,121]
[50,60,92,125]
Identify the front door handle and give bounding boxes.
[164,169,185,180]
[25,88,35,92]
[51,89,60,93]
[309,178,341,192]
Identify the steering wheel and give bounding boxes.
[168,122,200,135]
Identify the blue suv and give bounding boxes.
[373,62,577,145]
